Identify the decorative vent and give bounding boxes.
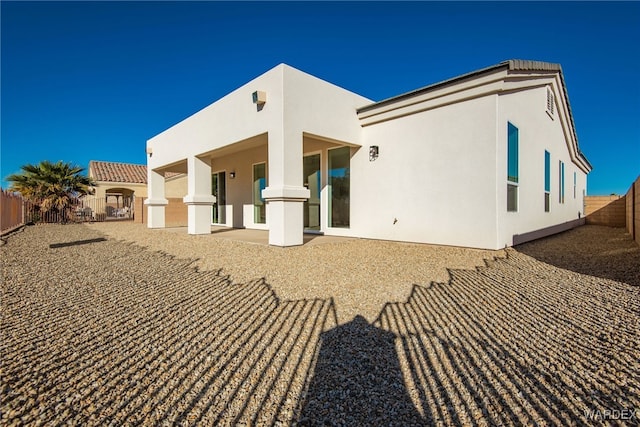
[546,87,555,116]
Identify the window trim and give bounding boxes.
[211,169,227,225]
[507,122,519,212]
[252,162,267,224]
[327,145,351,228]
[559,160,565,204]
[544,150,551,212]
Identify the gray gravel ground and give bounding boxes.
[1,223,639,426]
[85,222,500,325]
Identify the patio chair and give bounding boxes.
[83,207,93,221]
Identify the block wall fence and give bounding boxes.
[134,197,188,228]
[584,175,639,246]
[626,176,639,245]
[584,195,626,227]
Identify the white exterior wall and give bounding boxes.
[147,64,371,244]
[496,85,588,247]
[146,62,590,249]
[148,64,371,172]
[351,95,499,248]
[209,143,269,229]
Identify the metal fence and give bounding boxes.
[1,191,135,234]
[1,190,25,234]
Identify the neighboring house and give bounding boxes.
[145,60,592,249]
[88,160,186,218]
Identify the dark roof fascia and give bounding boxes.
[357,59,592,171]
[550,66,593,171]
[356,61,510,114]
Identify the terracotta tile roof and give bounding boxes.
[89,161,184,184]
[90,161,148,184]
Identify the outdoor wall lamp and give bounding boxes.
[252,91,266,105]
[230,171,236,179]
[369,145,379,161]
[146,147,153,157]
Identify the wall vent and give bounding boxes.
[546,87,555,116]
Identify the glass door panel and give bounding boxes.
[328,147,350,228]
[253,163,266,224]
[212,172,226,224]
[303,154,321,230]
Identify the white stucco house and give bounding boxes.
[145,59,592,249]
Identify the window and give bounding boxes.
[253,163,266,224]
[328,146,350,227]
[212,171,226,224]
[559,160,565,204]
[303,154,321,230]
[546,87,555,116]
[573,171,577,199]
[507,122,519,212]
[544,150,551,212]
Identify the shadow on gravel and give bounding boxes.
[514,225,640,286]
[4,224,639,426]
[49,237,107,248]
[297,315,425,426]
[374,253,640,425]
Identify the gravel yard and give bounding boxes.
[2,223,639,425]
[85,222,500,325]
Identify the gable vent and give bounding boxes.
[546,87,555,116]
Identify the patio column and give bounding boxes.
[145,169,168,228]
[262,130,310,246]
[183,156,216,235]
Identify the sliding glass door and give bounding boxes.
[253,163,266,224]
[303,154,321,230]
[328,146,350,228]
[211,171,226,224]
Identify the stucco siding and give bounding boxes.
[496,85,587,247]
[147,66,285,170]
[350,95,498,248]
[282,65,372,146]
[209,144,269,229]
[148,64,372,174]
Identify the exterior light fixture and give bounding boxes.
[146,147,153,156]
[229,171,236,179]
[369,145,379,161]
[252,91,266,105]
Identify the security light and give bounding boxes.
[369,146,379,161]
[252,91,266,105]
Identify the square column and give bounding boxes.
[183,156,216,235]
[262,129,310,246]
[145,169,168,228]
[262,187,310,246]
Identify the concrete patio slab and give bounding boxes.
[160,225,355,246]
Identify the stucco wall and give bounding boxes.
[146,64,591,249]
[353,95,498,248]
[147,64,371,176]
[209,143,269,229]
[135,197,187,227]
[93,175,186,200]
[496,85,588,247]
[93,182,147,200]
[164,175,188,198]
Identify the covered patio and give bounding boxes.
[145,64,371,246]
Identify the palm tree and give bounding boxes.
[6,161,96,222]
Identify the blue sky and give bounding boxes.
[2,1,639,194]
